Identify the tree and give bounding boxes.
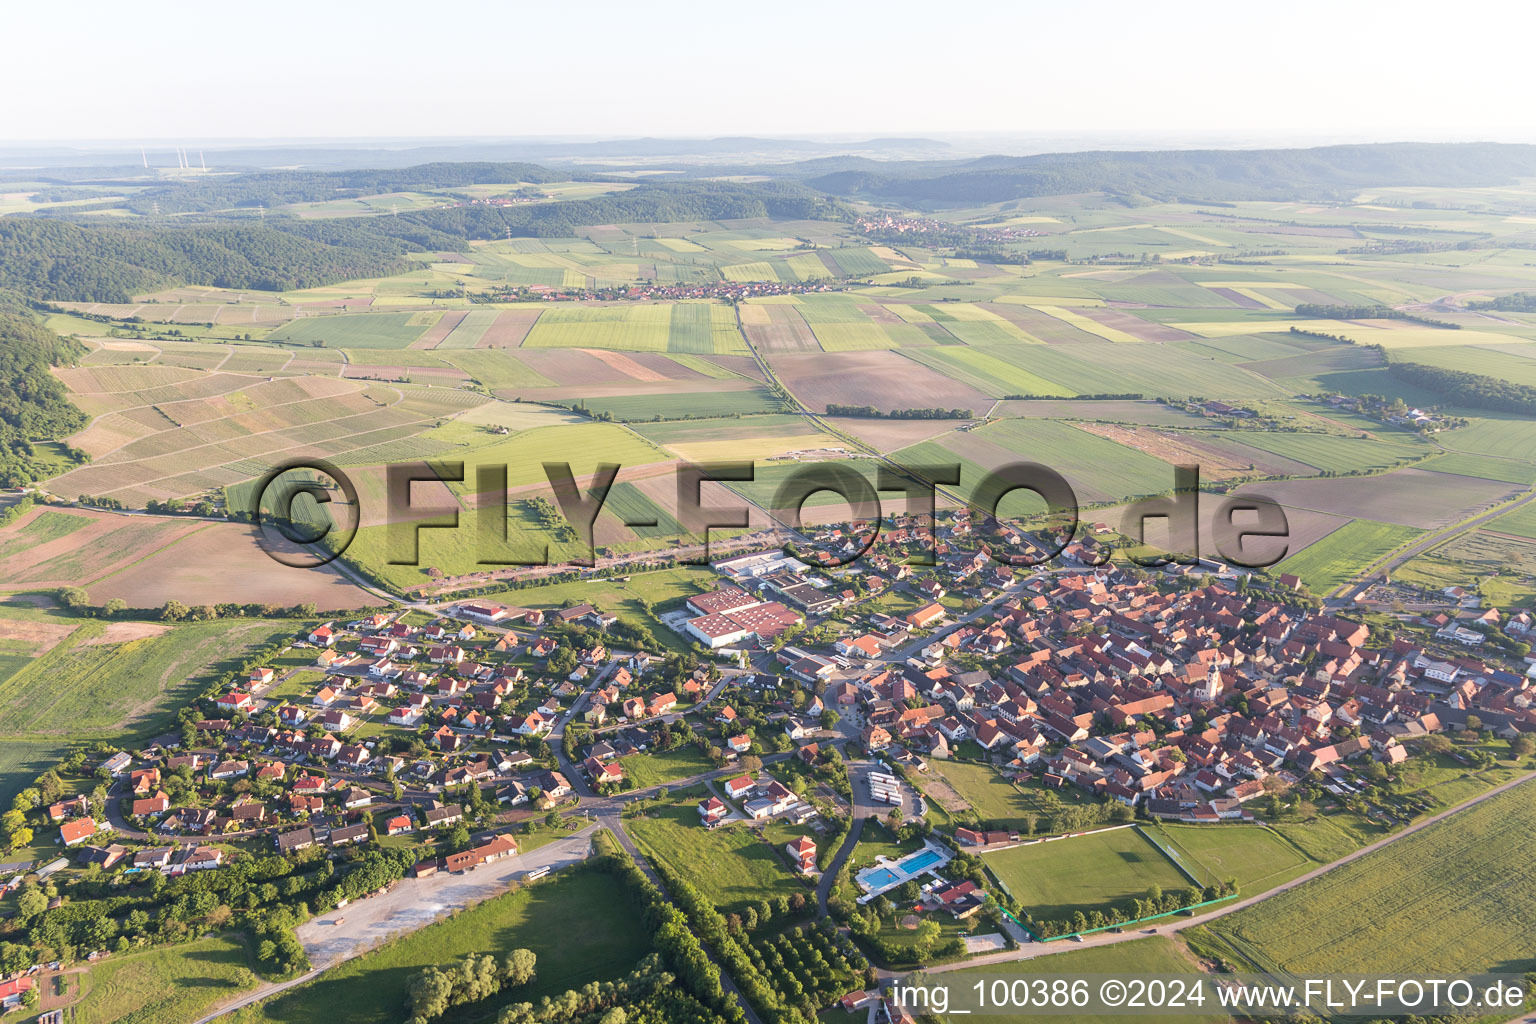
[15,887,46,921]
[161,599,189,621]
[406,966,454,1020]
[503,947,536,987]
[446,824,472,852]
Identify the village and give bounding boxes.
[9,503,1536,1021]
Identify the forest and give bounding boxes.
[1389,360,1536,416]
[0,308,86,486]
[0,179,847,301]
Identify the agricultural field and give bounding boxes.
[0,616,301,736]
[984,827,1192,921]
[625,786,808,910]
[1213,430,1424,474]
[1391,529,1536,608]
[1206,782,1536,974]
[267,311,434,348]
[244,868,651,1024]
[1252,468,1516,531]
[1490,500,1536,540]
[1275,518,1422,592]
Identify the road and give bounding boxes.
[918,767,1536,977]
[1329,486,1536,600]
[815,758,886,915]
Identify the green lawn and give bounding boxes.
[72,933,261,1024]
[626,786,807,911]
[984,827,1191,921]
[1145,824,1312,893]
[922,761,1097,834]
[619,744,716,789]
[243,868,650,1024]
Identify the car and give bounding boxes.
[1070,935,1085,943]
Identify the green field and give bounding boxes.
[0,618,300,736]
[439,349,557,390]
[73,933,260,1024]
[971,418,1185,501]
[1439,414,1536,459]
[601,481,682,538]
[984,827,1191,921]
[0,509,91,561]
[423,421,667,494]
[556,387,787,421]
[902,347,1072,398]
[940,937,1229,1024]
[521,305,674,351]
[625,786,807,910]
[618,744,717,789]
[1489,500,1536,540]
[1145,824,1313,893]
[968,343,1289,401]
[267,312,431,349]
[1418,451,1536,486]
[1216,430,1424,474]
[244,868,650,1024]
[1206,782,1536,974]
[921,760,1093,831]
[1275,518,1423,592]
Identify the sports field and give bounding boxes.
[1145,824,1313,892]
[984,827,1191,920]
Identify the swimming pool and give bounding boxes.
[896,848,944,873]
[861,868,900,889]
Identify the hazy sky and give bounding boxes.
[8,0,1534,143]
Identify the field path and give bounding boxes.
[1326,486,1536,599]
[915,767,1536,978]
